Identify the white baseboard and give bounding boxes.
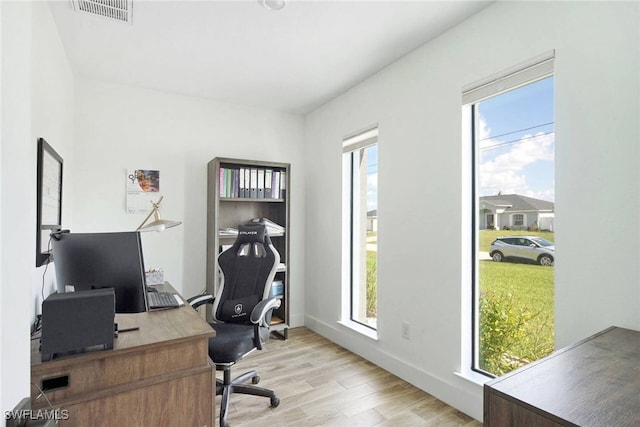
[303,314,483,422]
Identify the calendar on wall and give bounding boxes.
[126,169,161,214]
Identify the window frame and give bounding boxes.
[342,126,379,333]
[512,213,525,228]
[464,52,555,377]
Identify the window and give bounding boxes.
[342,126,378,330]
[464,52,555,377]
[512,214,524,228]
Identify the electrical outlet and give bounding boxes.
[402,321,410,340]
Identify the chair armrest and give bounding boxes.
[187,294,215,310]
[250,297,281,326]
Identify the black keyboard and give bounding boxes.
[147,292,181,309]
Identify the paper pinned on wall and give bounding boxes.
[127,169,161,214]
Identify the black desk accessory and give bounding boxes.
[41,288,115,361]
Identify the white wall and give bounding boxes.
[304,1,639,420]
[1,0,4,415]
[3,2,306,415]
[1,1,34,417]
[72,79,306,323]
[30,1,75,320]
[1,1,74,417]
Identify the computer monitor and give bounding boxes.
[51,231,148,313]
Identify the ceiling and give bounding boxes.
[49,0,492,115]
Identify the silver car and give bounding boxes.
[489,236,555,266]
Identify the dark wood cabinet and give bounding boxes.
[484,326,640,427]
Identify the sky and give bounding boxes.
[364,76,554,212]
[366,144,378,211]
[476,76,555,202]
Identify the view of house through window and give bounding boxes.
[470,73,555,376]
[343,128,378,330]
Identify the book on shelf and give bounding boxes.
[219,167,236,198]
[226,168,232,197]
[219,168,225,197]
[232,169,239,198]
[218,165,286,200]
[280,171,286,199]
[270,280,284,297]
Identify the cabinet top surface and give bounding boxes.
[210,157,290,169]
[487,326,640,426]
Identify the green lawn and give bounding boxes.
[365,229,555,376]
[479,230,555,375]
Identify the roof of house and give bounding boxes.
[480,194,554,212]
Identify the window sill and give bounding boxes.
[337,320,378,341]
[454,368,493,387]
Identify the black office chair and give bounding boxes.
[189,223,281,427]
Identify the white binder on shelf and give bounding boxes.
[249,168,258,198]
[257,169,265,199]
[279,171,286,199]
[273,171,281,200]
[264,169,273,198]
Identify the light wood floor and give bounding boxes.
[216,327,482,427]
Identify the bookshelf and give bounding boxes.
[206,157,290,339]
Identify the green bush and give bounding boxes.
[366,257,377,318]
[479,289,553,376]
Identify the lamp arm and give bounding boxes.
[136,196,164,231]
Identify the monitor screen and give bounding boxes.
[51,231,148,313]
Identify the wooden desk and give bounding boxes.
[484,326,640,427]
[31,284,215,426]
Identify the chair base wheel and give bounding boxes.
[252,375,260,384]
[270,397,280,407]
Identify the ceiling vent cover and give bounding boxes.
[72,0,133,24]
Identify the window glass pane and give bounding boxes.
[474,76,555,376]
[349,143,378,329]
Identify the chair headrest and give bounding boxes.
[236,223,267,245]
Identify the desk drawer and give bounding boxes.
[41,366,214,427]
[32,338,209,404]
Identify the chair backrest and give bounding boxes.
[213,223,280,324]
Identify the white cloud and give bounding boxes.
[522,184,555,203]
[480,131,554,197]
[367,172,378,211]
[477,116,492,148]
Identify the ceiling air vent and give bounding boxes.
[72,0,133,24]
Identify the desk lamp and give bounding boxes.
[136,196,181,232]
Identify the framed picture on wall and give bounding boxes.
[36,138,63,267]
